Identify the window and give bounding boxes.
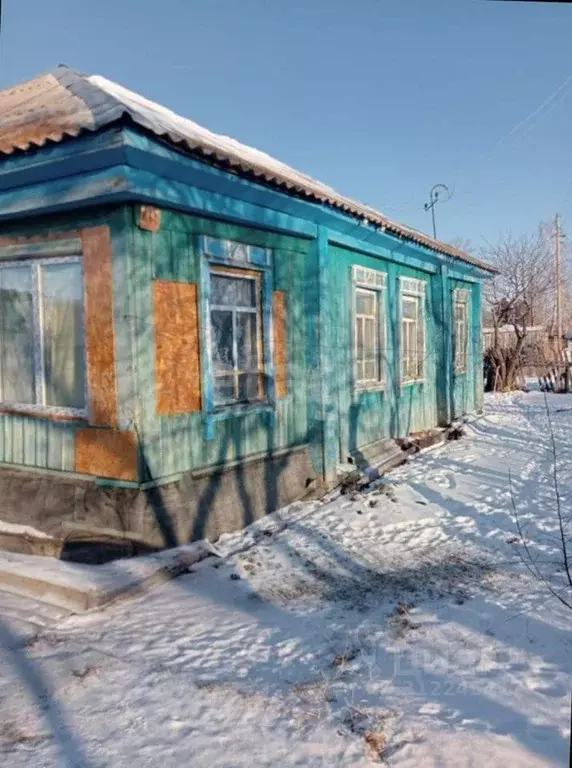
[454,289,470,373]
[209,267,263,406]
[352,266,387,389]
[0,258,86,413]
[400,277,426,383]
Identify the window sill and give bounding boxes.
[212,401,273,419]
[203,401,275,439]
[0,405,88,423]
[401,378,425,388]
[355,382,386,394]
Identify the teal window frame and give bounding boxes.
[198,236,275,440]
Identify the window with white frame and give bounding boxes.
[352,266,387,389]
[0,258,86,413]
[454,289,470,373]
[400,277,426,383]
[209,267,264,406]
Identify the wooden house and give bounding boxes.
[0,67,496,549]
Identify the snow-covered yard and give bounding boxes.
[1,392,572,767]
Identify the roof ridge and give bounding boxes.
[52,66,126,129]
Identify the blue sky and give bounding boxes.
[2,0,572,249]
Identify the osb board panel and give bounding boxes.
[273,290,288,398]
[80,226,118,428]
[75,428,138,481]
[138,205,162,232]
[154,281,202,414]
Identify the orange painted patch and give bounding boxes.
[138,206,162,232]
[154,281,202,414]
[273,290,288,398]
[75,428,138,481]
[80,226,118,428]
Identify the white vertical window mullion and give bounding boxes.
[32,262,45,407]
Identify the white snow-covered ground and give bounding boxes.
[1,391,571,767]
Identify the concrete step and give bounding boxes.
[0,541,214,613]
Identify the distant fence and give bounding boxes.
[483,325,572,391]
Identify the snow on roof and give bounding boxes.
[0,66,496,273]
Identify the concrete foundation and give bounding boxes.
[0,444,320,551]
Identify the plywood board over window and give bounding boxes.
[80,226,118,428]
[154,281,202,414]
[273,290,288,398]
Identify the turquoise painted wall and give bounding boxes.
[326,244,440,464]
[0,206,135,477]
[0,203,486,486]
[131,209,314,482]
[0,118,489,486]
[450,277,478,419]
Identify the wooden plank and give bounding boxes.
[75,428,138,481]
[154,280,202,414]
[0,231,80,247]
[273,290,288,398]
[80,226,119,428]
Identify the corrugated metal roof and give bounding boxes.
[0,66,497,273]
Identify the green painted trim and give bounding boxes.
[95,478,140,489]
[0,238,82,260]
[447,269,479,284]
[317,226,340,479]
[328,229,439,275]
[441,264,452,425]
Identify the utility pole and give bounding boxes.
[556,213,563,354]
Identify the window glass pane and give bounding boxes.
[364,360,376,380]
[238,373,259,401]
[213,374,235,405]
[0,266,35,404]
[210,270,265,405]
[402,296,417,320]
[236,311,258,372]
[364,317,376,355]
[41,262,85,409]
[211,274,256,308]
[211,310,233,373]
[363,316,379,380]
[356,290,374,316]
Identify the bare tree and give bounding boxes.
[481,227,554,391]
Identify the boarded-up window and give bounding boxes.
[273,291,287,398]
[154,281,201,414]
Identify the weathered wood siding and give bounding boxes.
[450,277,479,419]
[132,210,312,482]
[327,245,439,461]
[0,206,136,477]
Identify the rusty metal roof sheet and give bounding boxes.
[0,66,496,273]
